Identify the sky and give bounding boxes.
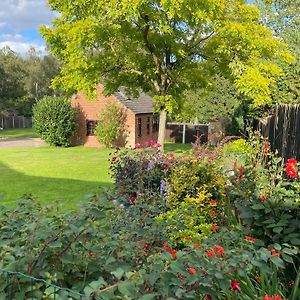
[0,0,55,56]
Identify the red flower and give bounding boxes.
[214,245,224,256]
[205,295,212,300]
[287,158,297,167]
[263,143,269,154]
[273,295,283,300]
[193,243,202,249]
[270,248,280,257]
[171,249,177,259]
[263,296,273,300]
[286,165,297,179]
[245,235,256,244]
[287,280,294,288]
[111,156,117,162]
[239,166,244,175]
[168,152,174,160]
[210,199,217,206]
[210,210,218,217]
[255,275,261,282]
[212,223,218,233]
[258,194,267,201]
[188,267,196,275]
[143,243,150,250]
[163,243,171,252]
[230,279,241,292]
[177,273,186,280]
[89,251,95,257]
[130,195,135,205]
[164,162,171,169]
[206,250,216,257]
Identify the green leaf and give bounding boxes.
[111,268,125,280]
[270,256,285,268]
[291,238,300,245]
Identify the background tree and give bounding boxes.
[177,75,240,124]
[41,0,293,146]
[0,46,61,117]
[256,0,300,106]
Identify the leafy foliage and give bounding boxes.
[41,0,292,144]
[0,47,60,116]
[33,96,75,147]
[95,102,127,147]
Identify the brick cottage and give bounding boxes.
[71,84,159,148]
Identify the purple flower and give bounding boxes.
[160,181,165,194]
[119,203,125,209]
[147,160,155,171]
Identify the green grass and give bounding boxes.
[0,128,39,138]
[0,147,112,210]
[0,143,191,210]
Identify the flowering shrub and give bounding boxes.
[109,143,174,205]
[157,159,227,244]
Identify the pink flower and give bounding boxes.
[230,279,241,292]
[156,143,162,148]
[150,140,157,147]
[164,162,171,169]
[144,141,149,147]
[135,143,141,149]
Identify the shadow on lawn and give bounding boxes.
[0,162,113,209]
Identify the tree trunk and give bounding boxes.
[158,110,167,151]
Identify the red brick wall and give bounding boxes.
[135,114,159,146]
[71,85,139,148]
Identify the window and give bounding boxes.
[147,117,150,135]
[137,118,142,137]
[152,115,159,133]
[86,120,98,136]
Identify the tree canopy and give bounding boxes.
[41,0,293,143]
[0,47,60,116]
[256,0,300,105]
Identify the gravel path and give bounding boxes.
[0,137,48,148]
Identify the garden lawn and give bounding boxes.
[0,128,39,138]
[0,146,112,210]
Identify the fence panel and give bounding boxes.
[257,104,300,160]
[0,116,32,129]
[165,123,208,144]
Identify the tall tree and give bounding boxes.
[256,0,300,104]
[41,0,293,145]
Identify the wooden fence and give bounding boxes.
[165,122,208,144]
[0,115,32,129]
[257,104,300,160]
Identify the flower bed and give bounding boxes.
[0,138,299,299]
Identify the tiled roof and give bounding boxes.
[114,88,154,114]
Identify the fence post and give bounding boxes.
[12,116,15,129]
[1,116,3,129]
[182,124,186,144]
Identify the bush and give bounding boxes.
[95,102,127,147]
[33,96,75,147]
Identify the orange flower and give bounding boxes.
[210,210,218,217]
[263,143,269,154]
[210,199,217,206]
[245,235,256,244]
[212,223,218,233]
[258,194,267,201]
[188,267,196,275]
[184,236,192,241]
[193,243,202,249]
